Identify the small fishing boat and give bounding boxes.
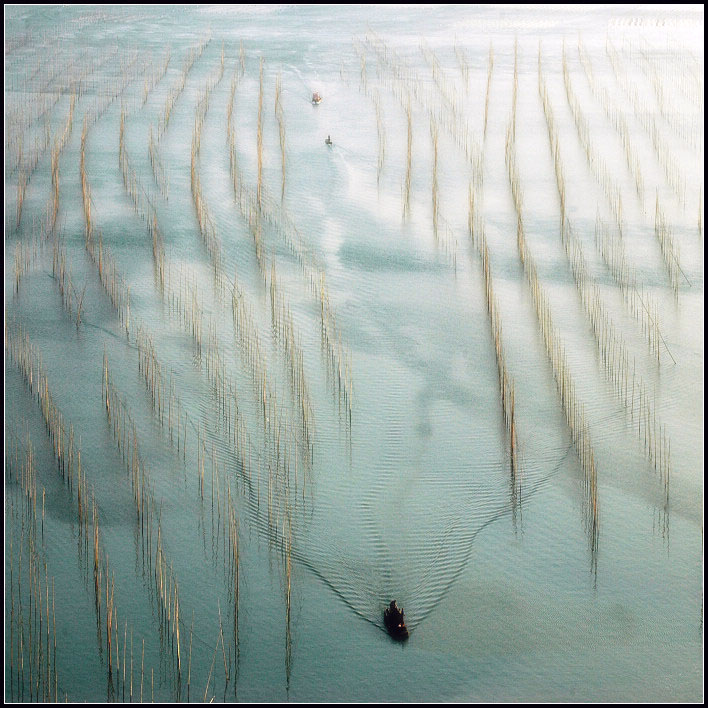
[384,601,409,640]
[311,91,322,105]
[325,135,332,146]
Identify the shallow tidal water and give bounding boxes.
[5,4,703,702]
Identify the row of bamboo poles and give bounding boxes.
[118,108,166,293]
[80,104,134,334]
[6,32,107,180]
[10,39,141,238]
[186,53,320,487]
[577,38,645,203]
[419,37,481,166]
[256,57,265,208]
[153,233,312,525]
[359,30,484,182]
[47,94,76,235]
[148,38,212,201]
[356,35,469,262]
[539,58,672,495]
[89,43,211,339]
[142,48,172,108]
[105,47,186,298]
[80,115,93,244]
[79,43,155,272]
[355,31,483,261]
[270,264,316,460]
[89,232,133,334]
[141,247,312,548]
[474,41,519,514]
[51,233,87,328]
[403,94,413,220]
[632,38,703,152]
[371,88,386,185]
[468,189,520,514]
[561,42,624,236]
[548,49,672,356]
[148,125,170,200]
[564,40,694,313]
[222,56,302,666]
[360,32,519,508]
[7,27,251,699]
[420,38,464,124]
[275,72,287,201]
[605,38,688,205]
[260,74,318,456]
[6,93,56,177]
[190,43,227,292]
[654,194,688,297]
[505,65,600,570]
[453,39,470,90]
[11,124,46,229]
[114,329,249,698]
[103,355,156,551]
[136,326,190,458]
[594,216,669,363]
[133,45,179,202]
[6,324,157,701]
[6,454,58,703]
[102,355,189,691]
[13,238,38,296]
[137,304,248,508]
[6,334,92,601]
[232,266,318,493]
[102,227,254,700]
[7,324,81,496]
[134,322,260,696]
[158,36,211,138]
[227,55,354,422]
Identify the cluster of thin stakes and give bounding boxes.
[6,10,700,700]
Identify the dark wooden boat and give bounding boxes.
[384,601,409,640]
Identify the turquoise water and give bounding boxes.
[5,4,703,702]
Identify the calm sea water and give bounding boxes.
[5,4,703,702]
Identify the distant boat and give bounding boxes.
[311,91,322,105]
[325,135,332,146]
